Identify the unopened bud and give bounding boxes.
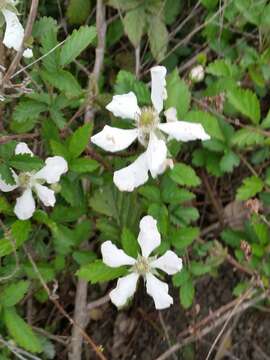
[190,65,205,83]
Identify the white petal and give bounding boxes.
[158,121,210,142]
[91,126,138,153]
[113,153,149,192]
[137,215,161,258]
[15,142,33,156]
[0,171,18,192]
[2,9,24,52]
[110,273,139,308]
[164,107,178,122]
[151,250,183,275]
[106,92,141,120]
[34,156,68,184]
[146,273,173,310]
[101,241,136,267]
[151,66,167,114]
[34,184,56,207]
[23,48,33,58]
[146,132,167,178]
[14,188,35,220]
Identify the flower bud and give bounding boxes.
[190,65,205,83]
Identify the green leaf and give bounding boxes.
[172,206,199,225]
[227,88,261,124]
[33,17,58,72]
[67,0,91,25]
[0,281,29,307]
[138,185,161,203]
[148,203,169,236]
[0,220,31,257]
[173,268,190,287]
[121,227,139,258]
[171,227,199,250]
[0,141,16,159]
[253,222,269,245]
[206,59,238,78]
[77,260,128,283]
[41,69,82,97]
[0,163,16,185]
[180,282,195,309]
[123,7,146,47]
[236,176,264,200]
[164,0,182,24]
[3,307,42,353]
[12,100,47,125]
[165,69,191,118]
[114,70,150,105]
[220,151,240,172]
[50,140,70,159]
[68,124,93,159]
[231,128,265,148]
[0,196,12,215]
[9,154,43,172]
[70,157,99,173]
[161,176,195,204]
[60,26,96,66]
[201,0,219,9]
[10,100,48,133]
[147,16,168,62]
[170,163,201,187]
[185,111,224,140]
[72,250,97,265]
[190,261,212,276]
[108,0,141,11]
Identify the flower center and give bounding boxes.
[133,255,151,275]
[18,173,32,188]
[138,107,159,133]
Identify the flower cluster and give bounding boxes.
[0,65,208,310]
[0,143,68,220]
[101,215,182,309]
[91,66,210,192]
[1,0,33,58]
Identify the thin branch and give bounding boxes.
[87,294,110,311]
[70,3,107,360]
[155,290,268,360]
[0,133,39,144]
[23,246,107,360]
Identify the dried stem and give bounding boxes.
[23,245,107,360]
[155,289,268,360]
[70,2,107,359]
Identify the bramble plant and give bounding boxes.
[1,0,270,359]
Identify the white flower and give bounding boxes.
[91,66,210,192]
[0,142,68,220]
[1,0,33,58]
[190,65,205,83]
[101,215,183,310]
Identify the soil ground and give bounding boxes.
[57,265,270,360]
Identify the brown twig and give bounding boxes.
[23,245,107,360]
[70,3,107,359]
[201,171,224,226]
[87,294,110,311]
[155,290,268,360]
[0,132,39,144]
[3,0,39,84]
